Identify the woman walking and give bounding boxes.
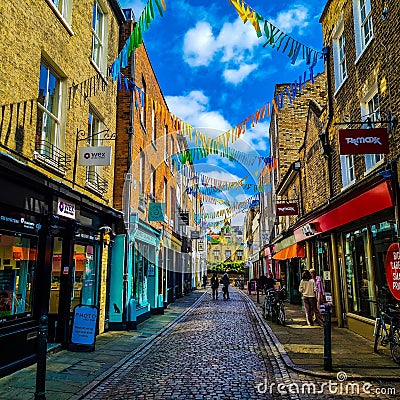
[299,270,323,326]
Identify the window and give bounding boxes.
[50,0,72,22]
[150,166,156,200]
[225,250,231,260]
[344,227,382,318]
[170,137,174,174]
[163,178,167,206]
[353,0,373,57]
[91,1,107,73]
[86,111,102,187]
[140,78,146,128]
[151,104,156,144]
[164,125,168,164]
[362,90,383,170]
[0,233,37,321]
[340,155,355,187]
[36,62,63,160]
[237,250,243,261]
[333,20,347,90]
[170,187,175,223]
[139,150,145,194]
[213,250,220,260]
[72,243,98,309]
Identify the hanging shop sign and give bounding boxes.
[78,146,112,166]
[276,203,298,216]
[148,202,165,222]
[338,128,389,155]
[57,198,76,220]
[198,241,204,251]
[385,243,400,300]
[191,231,200,239]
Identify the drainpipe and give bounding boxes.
[122,22,136,330]
[322,46,334,199]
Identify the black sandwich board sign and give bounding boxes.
[68,304,98,352]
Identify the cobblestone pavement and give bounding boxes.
[75,289,400,400]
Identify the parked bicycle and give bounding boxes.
[370,299,400,364]
[262,287,286,325]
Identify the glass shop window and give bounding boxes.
[370,220,398,303]
[344,228,375,318]
[71,243,98,311]
[0,233,37,320]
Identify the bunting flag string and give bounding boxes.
[194,193,260,220]
[109,0,167,84]
[228,0,322,66]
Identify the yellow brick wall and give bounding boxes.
[0,0,121,207]
[321,0,400,196]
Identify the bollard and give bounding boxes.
[323,304,332,371]
[34,315,48,400]
[256,286,260,303]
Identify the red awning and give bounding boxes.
[272,244,305,260]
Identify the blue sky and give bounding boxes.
[118,0,326,225]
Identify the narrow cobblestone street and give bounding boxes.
[74,289,399,400]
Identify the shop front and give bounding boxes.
[294,178,396,337]
[272,235,305,304]
[108,216,161,330]
[0,156,121,377]
[163,231,182,304]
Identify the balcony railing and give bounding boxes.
[86,170,108,194]
[35,140,71,171]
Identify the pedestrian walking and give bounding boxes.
[210,272,219,300]
[310,268,325,314]
[202,274,208,289]
[299,270,323,326]
[220,271,230,300]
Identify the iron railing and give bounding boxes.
[35,139,71,171]
[86,170,108,194]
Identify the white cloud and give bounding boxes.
[182,18,265,84]
[217,18,262,63]
[270,5,309,35]
[183,22,217,67]
[165,91,231,131]
[223,63,258,85]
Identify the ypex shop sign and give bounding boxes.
[78,146,112,166]
[338,128,389,155]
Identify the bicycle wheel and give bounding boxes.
[390,327,400,364]
[278,302,285,326]
[262,300,267,319]
[373,318,382,353]
[271,302,278,323]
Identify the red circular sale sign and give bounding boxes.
[385,243,400,300]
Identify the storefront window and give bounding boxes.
[49,237,62,314]
[0,233,37,320]
[71,243,98,310]
[134,243,149,307]
[370,220,398,302]
[345,227,375,317]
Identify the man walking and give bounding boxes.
[221,271,230,300]
[211,273,219,300]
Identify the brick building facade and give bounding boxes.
[292,0,400,337]
[0,0,125,375]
